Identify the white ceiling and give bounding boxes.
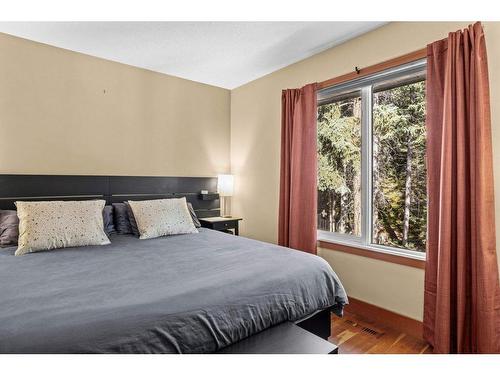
[0,22,386,89]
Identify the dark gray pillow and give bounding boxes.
[102,205,116,235]
[187,202,201,228]
[0,210,19,247]
[112,203,132,234]
[124,202,140,237]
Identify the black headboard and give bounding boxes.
[0,175,220,218]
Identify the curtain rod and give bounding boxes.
[318,48,427,90]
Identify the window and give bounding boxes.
[317,59,427,258]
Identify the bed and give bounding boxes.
[0,175,347,354]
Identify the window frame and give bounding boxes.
[317,58,427,261]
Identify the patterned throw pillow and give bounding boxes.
[126,200,201,236]
[127,197,198,240]
[15,200,111,256]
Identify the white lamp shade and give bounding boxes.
[217,174,234,197]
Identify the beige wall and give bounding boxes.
[231,22,500,321]
[0,33,231,177]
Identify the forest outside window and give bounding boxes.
[317,59,427,259]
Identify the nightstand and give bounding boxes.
[199,217,242,235]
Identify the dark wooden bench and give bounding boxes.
[217,322,338,354]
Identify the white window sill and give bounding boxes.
[317,231,426,262]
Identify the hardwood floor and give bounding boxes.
[329,311,432,354]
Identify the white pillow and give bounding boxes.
[15,200,110,256]
[127,197,198,240]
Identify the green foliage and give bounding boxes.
[317,97,361,235]
[317,81,427,251]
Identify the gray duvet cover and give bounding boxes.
[0,229,347,353]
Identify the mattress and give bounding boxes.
[0,228,347,353]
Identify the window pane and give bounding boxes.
[372,80,427,251]
[317,92,362,236]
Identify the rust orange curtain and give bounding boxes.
[424,22,500,353]
[278,83,318,254]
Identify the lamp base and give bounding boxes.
[220,196,231,218]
